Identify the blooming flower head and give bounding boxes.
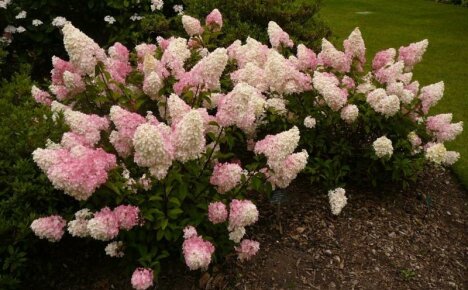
[62,22,106,76]
[183,226,198,239]
[228,226,246,243]
[373,136,393,158]
[340,104,359,123]
[312,71,347,111]
[210,163,243,193]
[296,44,317,71]
[254,126,300,163]
[228,199,259,230]
[425,143,447,164]
[343,27,366,71]
[151,0,164,11]
[366,88,400,117]
[113,205,140,230]
[426,113,463,142]
[182,230,215,271]
[173,110,206,162]
[372,48,396,71]
[418,81,444,114]
[235,239,260,261]
[398,39,428,70]
[104,15,116,24]
[109,106,146,157]
[267,150,309,189]
[182,15,204,36]
[443,151,460,166]
[208,202,228,224]
[304,116,316,128]
[15,11,27,19]
[31,85,52,106]
[318,39,350,73]
[32,19,43,26]
[30,215,66,242]
[206,9,223,29]
[105,241,125,258]
[87,207,119,241]
[52,16,68,27]
[267,21,293,49]
[131,268,154,290]
[328,188,347,215]
[67,209,92,237]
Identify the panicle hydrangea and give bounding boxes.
[161,37,191,78]
[426,113,463,142]
[386,82,415,104]
[228,199,259,230]
[114,205,140,230]
[228,37,269,68]
[104,16,116,24]
[230,63,268,91]
[143,71,164,98]
[303,116,316,128]
[267,150,309,189]
[296,44,317,71]
[425,143,447,164]
[318,39,350,73]
[183,226,198,239]
[343,27,366,71]
[228,226,246,243]
[173,110,206,162]
[216,83,265,133]
[109,106,147,157]
[373,136,393,158]
[235,239,260,261]
[407,131,422,150]
[31,85,52,106]
[328,188,347,215]
[374,60,404,84]
[173,4,184,15]
[131,268,154,290]
[372,48,396,71]
[105,241,124,258]
[62,22,105,76]
[443,151,460,166]
[267,21,293,49]
[150,0,164,11]
[254,126,300,162]
[418,81,444,114]
[87,207,119,241]
[341,76,355,89]
[205,9,223,29]
[0,0,12,9]
[106,42,132,84]
[32,141,116,200]
[67,209,92,237]
[52,102,109,145]
[265,98,287,115]
[174,48,228,94]
[210,162,243,193]
[32,19,43,26]
[182,15,204,36]
[366,88,400,117]
[167,93,191,124]
[30,215,66,242]
[52,16,68,27]
[135,43,157,59]
[208,202,228,224]
[398,39,428,70]
[264,49,311,95]
[15,11,27,19]
[182,227,215,271]
[133,123,174,179]
[312,71,347,111]
[340,104,359,123]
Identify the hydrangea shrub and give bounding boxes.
[29,8,463,289]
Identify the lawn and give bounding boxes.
[320,0,468,188]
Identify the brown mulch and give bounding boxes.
[27,167,467,290]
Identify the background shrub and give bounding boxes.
[0,66,75,289]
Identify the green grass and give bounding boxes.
[320,0,468,188]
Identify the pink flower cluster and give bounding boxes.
[208,202,228,224]
[210,162,243,193]
[131,268,154,290]
[109,106,147,157]
[30,215,66,242]
[87,205,140,241]
[182,226,215,271]
[267,21,293,49]
[426,113,463,142]
[205,9,223,29]
[235,239,260,261]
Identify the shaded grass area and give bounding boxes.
[320,0,468,187]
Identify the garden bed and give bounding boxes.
[26,167,467,289]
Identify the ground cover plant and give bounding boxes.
[26,5,464,288]
[320,0,468,187]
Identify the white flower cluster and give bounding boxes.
[340,104,359,123]
[303,116,316,128]
[312,71,347,111]
[373,136,393,158]
[67,209,92,237]
[104,15,116,24]
[151,0,164,11]
[366,88,400,117]
[328,188,347,215]
[105,241,125,258]
[173,110,206,162]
